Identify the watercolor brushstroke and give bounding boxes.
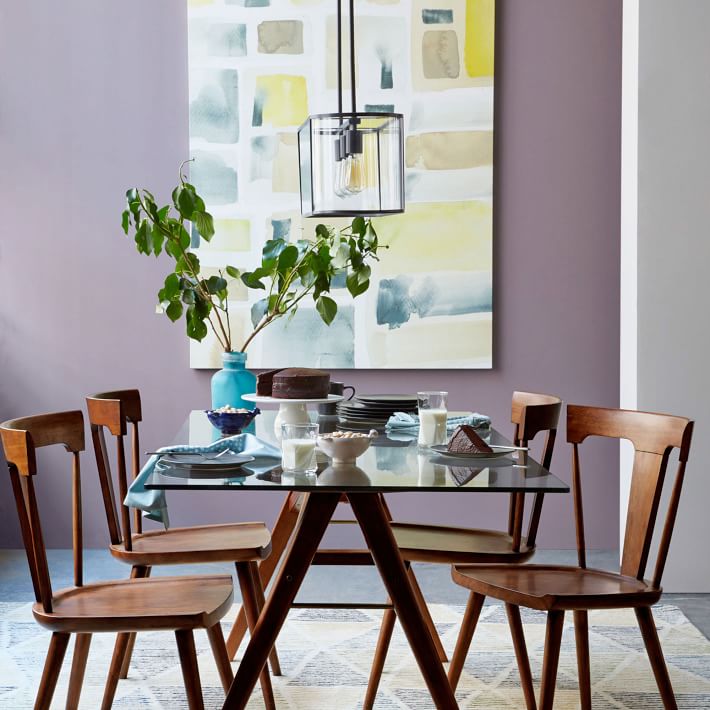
[250,305,356,368]
[465,0,495,77]
[257,21,304,54]
[376,271,492,329]
[406,131,493,169]
[190,151,238,205]
[190,69,239,144]
[422,9,454,24]
[192,219,251,252]
[367,314,492,368]
[189,21,247,57]
[406,168,493,203]
[252,75,308,127]
[373,201,492,276]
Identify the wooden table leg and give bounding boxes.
[226,492,302,661]
[348,493,459,710]
[222,492,341,709]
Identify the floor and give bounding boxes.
[2,548,710,640]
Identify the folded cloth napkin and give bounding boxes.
[125,433,281,529]
[385,411,490,434]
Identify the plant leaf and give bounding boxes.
[263,238,286,262]
[121,210,130,235]
[194,211,214,241]
[351,216,366,236]
[226,265,240,279]
[277,245,299,272]
[165,301,183,322]
[315,295,338,325]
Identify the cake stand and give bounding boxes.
[242,394,344,437]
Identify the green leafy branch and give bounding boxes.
[121,163,385,353]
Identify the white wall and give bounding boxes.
[622,0,710,591]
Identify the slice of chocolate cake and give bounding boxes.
[256,368,284,396]
[447,425,494,454]
[272,368,330,399]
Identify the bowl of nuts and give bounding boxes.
[205,406,261,436]
[317,429,378,464]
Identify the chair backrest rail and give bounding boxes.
[567,404,693,586]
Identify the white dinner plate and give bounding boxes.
[158,453,255,469]
[429,445,513,460]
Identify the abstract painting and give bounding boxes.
[188,0,495,368]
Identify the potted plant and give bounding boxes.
[121,162,383,408]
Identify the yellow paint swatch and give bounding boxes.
[372,201,492,275]
[200,219,251,252]
[255,75,308,127]
[406,131,493,170]
[367,314,492,367]
[465,0,495,78]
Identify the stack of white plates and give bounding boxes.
[337,394,417,426]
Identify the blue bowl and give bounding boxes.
[205,407,260,436]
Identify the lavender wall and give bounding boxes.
[0,1,621,549]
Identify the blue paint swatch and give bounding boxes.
[422,9,454,24]
[365,104,395,114]
[377,273,491,329]
[271,218,291,240]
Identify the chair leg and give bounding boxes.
[448,592,485,691]
[101,631,130,710]
[574,610,592,710]
[119,565,151,679]
[506,604,536,710]
[407,566,448,663]
[35,632,70,710]
[539,610,565,710]
[250,561,282,676]
[206,623,234,694]
[66,633,91,710]
[635,606,678,710]
[363,607,397,710]
[175,629,204,710]
[236,561,276,710]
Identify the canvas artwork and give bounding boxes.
[188,0,495,369]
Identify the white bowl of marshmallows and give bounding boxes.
[317,430,378,464]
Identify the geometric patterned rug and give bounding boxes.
[1,602,709,709]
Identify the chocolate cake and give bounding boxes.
[272,368,330,399]
[256,368,283,396]
[447,425,493,454]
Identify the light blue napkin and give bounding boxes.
[125,433,282,529]
[385,411,490,435]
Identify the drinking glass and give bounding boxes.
[417,391,448,447]
[281,423,319,474]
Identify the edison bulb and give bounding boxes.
[343,154,364,195]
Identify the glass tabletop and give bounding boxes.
[145,410,569,493]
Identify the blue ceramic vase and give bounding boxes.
[211,351,256,410]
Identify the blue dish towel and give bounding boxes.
[125,433,282,529]
[385,411,490,435]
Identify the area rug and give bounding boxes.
[1,602,709,709]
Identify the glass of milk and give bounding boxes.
[417,391,448,447]
[281,423,319,474]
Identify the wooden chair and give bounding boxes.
[0,410,236,710]
[360,391,563,707]
[449,404,694,710]
[86,390,277,709]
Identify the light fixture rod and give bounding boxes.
[336,0,343,115]
[349,0,356,117]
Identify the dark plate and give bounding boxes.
[356,394,418,403]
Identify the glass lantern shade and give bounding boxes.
[298,113,405,218]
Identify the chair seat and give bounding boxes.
[391,522,534,564]
[33,574,234,633]
[452,564,661,611]
[110,522,271,566]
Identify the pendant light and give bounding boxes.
[297,0,405,217]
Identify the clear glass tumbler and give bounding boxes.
[417,391,448,447]
[281,422,319,474]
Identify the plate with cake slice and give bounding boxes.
[429,425,515,459]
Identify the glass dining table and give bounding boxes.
[146,409,569,709]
